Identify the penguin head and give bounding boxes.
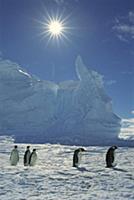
[27,146,30,149]
[33,149,36,152]
[14,145,18,149]
[79,148,86,152]
[112,145,118,150]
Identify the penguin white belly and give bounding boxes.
[78,152,82,165]
[10,151,19,166]
[30,154,37,166]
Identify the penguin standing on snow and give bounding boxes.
[106,145,118,168]
[29,149,37,166]
[73,148,86,167]
[24,146,31,166]
[10,145,19,166]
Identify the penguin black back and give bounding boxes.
[24,146,30,166]
[106,145,118,168]
[73,148,86,167]
[73,149,79,167]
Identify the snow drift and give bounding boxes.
[0,56,121,145]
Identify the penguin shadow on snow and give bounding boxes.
[105,164,128,173]
[112,167,128,173]
[111,167,134,181]
[75,166,89,172]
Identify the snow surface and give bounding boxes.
[0,136,134,200]
[0,57,121,145]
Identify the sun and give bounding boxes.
[44,17,67,41]
[48,20,63,36]
[37,12,71,44]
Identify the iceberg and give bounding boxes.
[0,57,121,145]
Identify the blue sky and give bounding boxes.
[0,0,133,118]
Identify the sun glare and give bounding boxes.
[48,20,63,35]
[38,12,71,44]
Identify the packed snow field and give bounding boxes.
[0,137,134,200]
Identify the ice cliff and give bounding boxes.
[0,56,121,145]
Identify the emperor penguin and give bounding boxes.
[73,148,86,167]
[106,145,118,168]
[24,146,31,166]
[10,145,19,166]
[29,149,37,166]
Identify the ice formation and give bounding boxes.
[0,56,121,145]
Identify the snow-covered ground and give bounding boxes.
[0,136,134,200]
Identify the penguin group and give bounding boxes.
[10,145,37,166]
[10,145,118,168]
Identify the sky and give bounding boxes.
[0,0,133,119]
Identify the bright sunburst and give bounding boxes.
[38,12,70,44]
[48,20,63,36]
